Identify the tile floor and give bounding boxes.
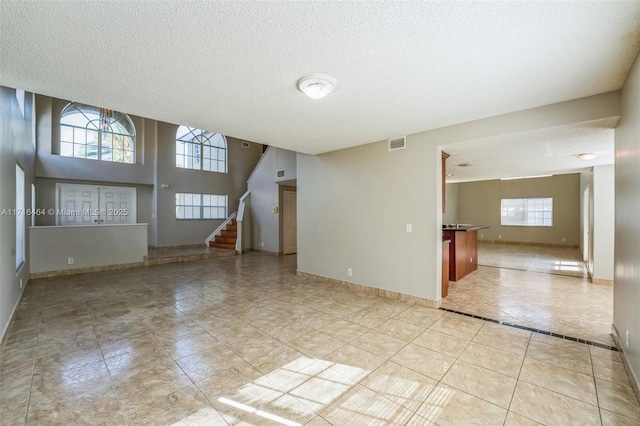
[1,253,638,425]
[443,243,613,346]
[477,242,589,279]
[147,246,236,265]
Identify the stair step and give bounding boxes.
[215,236,236,244]
[209,242,236,250]
[220,230,237,238]
[225,224,238,231]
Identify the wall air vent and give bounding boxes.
[388,136,406,151]
[242,142,250,148]
[276,169,285,178]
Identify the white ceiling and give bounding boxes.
[1,2,639,180]
[444,119,618,183]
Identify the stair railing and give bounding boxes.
[205,211,237,246]
[236,191,250,252]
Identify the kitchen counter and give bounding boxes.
[442,225,488,281]
[442,224,489,232]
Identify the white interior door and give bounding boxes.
[283,190,297,255]
[57,184,99,225]
[99,186,136,224]
[57,184,136,226]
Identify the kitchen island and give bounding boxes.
[442,224,489,281]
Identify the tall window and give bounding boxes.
[60,103,135,163]
[31,183,36,227]
[16,164,25,271]
[176,193,227,219]
[176,126,227,173]
[501,197,553,227]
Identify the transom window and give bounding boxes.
[60,103,135,163]
[501,197,553,227]
[176,193,227,219]
[176,126,227,173]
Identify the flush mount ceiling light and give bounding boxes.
[577,152,598,161]
[297,74,337,99]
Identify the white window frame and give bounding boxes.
[31,183,36,227]
[59,102,136,164]
[176,193,227,220]
[16,164,25,271]
[501,197,553,227]
[175,126,227,173]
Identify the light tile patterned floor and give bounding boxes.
[443,243,613,346]
[1,253,638,425]
[477,242,590,278]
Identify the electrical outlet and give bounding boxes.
[498,235,502,239]
[626,330,630,347]
[480,234,484,238]
[562,237,566,242]
[68,257,74,265]
[406,224,412,233]
[347,268,352,277]
[259,242,264,247]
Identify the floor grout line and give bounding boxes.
[439,307,618,352]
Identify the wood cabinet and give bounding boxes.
[442,151,449,213]
[442,229,479,281]
[442,240,450,298]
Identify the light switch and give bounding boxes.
[406,224,412,233]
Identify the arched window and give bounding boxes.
[176,126,227,173]
[60,103,135,164]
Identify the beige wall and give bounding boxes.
[614,51,640,389]
[443,183,459,225]
[458,174,581,245]
[247,147,297,253]
[29,224,147,273]
[297,140,442,301]
[297,92,621,306]
[0,87,36,340]
[154,123,262,247]
[34,95,263,247]
[592,165,615,281]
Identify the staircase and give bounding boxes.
[209,219,237,250]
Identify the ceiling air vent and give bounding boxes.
[276,169,285,178]
[388,136,406,151]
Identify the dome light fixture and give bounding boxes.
[297,74,337,99]
[577,152,597,161]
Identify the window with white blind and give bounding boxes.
[501,197,553,227]
[175,193,227,220]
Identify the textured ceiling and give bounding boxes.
[443,119,618,183]
[1,2,639,178]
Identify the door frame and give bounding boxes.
[278,185,297,255]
